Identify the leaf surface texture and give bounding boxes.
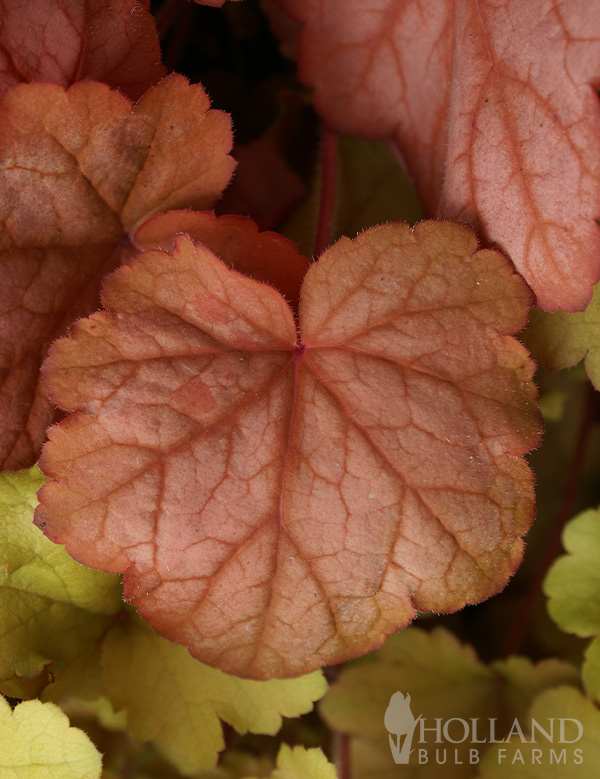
[0,76,234,469]
[0,694,101,778]
[36,220,542,678]
[272,0,600,311]
[0,0,165,100]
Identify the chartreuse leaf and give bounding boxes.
[583,639,600,704]
[195,752,275,779]
[478,687,600,778]
[0,466,121,691]
[538,389,569,423]
[41,641,105,705]
[544,507,600,637]
[333,136,424,240]
[36,221,541,679]
[524,284,600,389]
[282,134,423,257]
[246,744,336,779]
[321,627,492,745]
[493,656,580,724]
[320,627,578,778]
[0,694,101,778]
[101,616,327,774]
[544,506,600,701]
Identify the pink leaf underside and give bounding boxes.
[274,0,600,312]
[0,0,165,101]
[35,221,542,679]
[0,76,234,470]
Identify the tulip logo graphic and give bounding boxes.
[384,692,421,764]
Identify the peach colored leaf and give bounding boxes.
[272,0,600,312]
[0,0,165,101]
[35,221,541,679]
[135,210,310,311]
[0,75,234,470]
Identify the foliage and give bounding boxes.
[478,688,600,779]
[525,288,600,390]
[544,506,600,701]
[0,0,599,776]
[321,627,579,778]
[0,467,325,772]
[35,221,540,678]
[277,0,600,312]
[0,694,101,778]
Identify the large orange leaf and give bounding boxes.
[271,0,600,313]
[0,0,165,101]
[0,75,234,469]
[35,221,542,679]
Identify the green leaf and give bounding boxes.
[491,657,580,723]
[247,744,337,779]
[478,687,600,778]
[282,134,423,257]
[0,467,122,687]
[582,637,600,702]
[0,694,101,778]
[543,507,600,704]
[332,136,423,239]
[523,283,600,389]
[196,752,275,779]
[321,628,492,744]
[101,617,327,774]
[346,737,400,779]
[544,506,600,637]
[320,627,578,778]
[538,389,569,423]
[41,640,105,704]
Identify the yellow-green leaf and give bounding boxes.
[333,136,423,240]
[583,637,600,702]
[321,628,492,746]
[0,467,122,686]
[544,507,600,637]
[0,694,101,778]
[491,656,579,723]
[101,617,327,773]
[478,687,600,778]
[320,627,578,778]
[523,283,600,389]
[282,135,423,257]
[247,744,336,779]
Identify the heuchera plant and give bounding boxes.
[0,1,599,776]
